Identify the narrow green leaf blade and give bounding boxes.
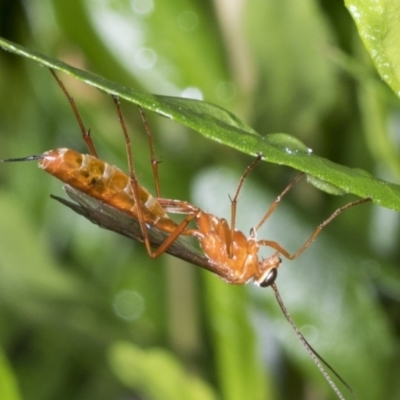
[109,342,218,400]
[0,348,22,400]
[202,276,271,400]
[1,37,400,211]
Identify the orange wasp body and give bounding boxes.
[34,148,176,232]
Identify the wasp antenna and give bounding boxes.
[2,155,43,163]
[270,283,357,400]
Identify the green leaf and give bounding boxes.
[1,36,400,211]
[108,342,217,400]
[202,275,271,400]
[0,347,22,400]
[345,0,400,97]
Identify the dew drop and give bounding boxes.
[264,133,312,156]
[181,86,203,100]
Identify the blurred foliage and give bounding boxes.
[1,1,400,400]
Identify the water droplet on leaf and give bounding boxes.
[264,133,312,156]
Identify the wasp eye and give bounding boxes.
[260,268,278,288]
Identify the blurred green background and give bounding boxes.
[1,1,400,399]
